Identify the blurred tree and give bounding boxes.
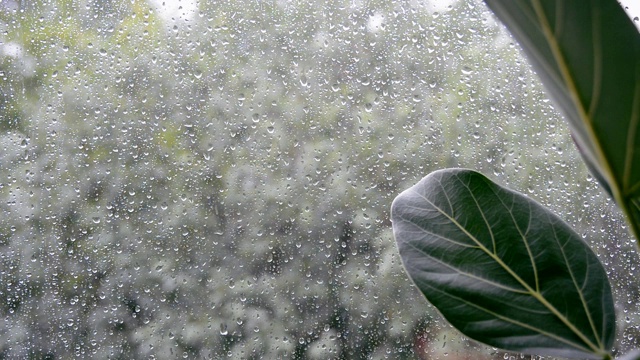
[0,0,636,358]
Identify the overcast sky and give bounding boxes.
[147,0,640,30]
[621,0,640,29]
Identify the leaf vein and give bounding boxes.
[551,213,603,350]
[587,3,603,119]
[403,238,529,295]
[624,61,640,194]
[418,280,593,353]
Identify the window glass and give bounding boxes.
[0,0,638,358]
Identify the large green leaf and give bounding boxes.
[482,0,640,241]
[391,169,615,359]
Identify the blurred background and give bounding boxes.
[0,0,639,358]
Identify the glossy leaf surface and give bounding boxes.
[391,169,615,359]
[482,0,640,241]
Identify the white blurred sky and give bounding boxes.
[621,0,640,29]
[147,0,199,22]
[144,0,640,30]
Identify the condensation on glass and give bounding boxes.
[0,0,638,358]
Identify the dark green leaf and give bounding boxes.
[391,169,615,359]
[482,0,640,241]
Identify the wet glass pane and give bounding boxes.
[0,0,638,358]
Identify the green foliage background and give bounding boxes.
[0,0,637,358]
